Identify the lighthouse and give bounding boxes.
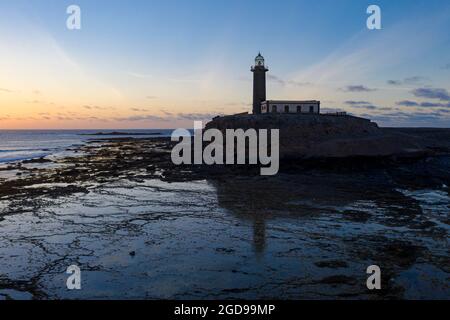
[251,52,268,114]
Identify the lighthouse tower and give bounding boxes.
[251,52,269,114]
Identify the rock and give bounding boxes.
[205,114,450,159]
[22,157,52,164]
[315,260,349,269]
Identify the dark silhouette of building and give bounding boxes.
[251,53,321,115]
[251,52,268,114]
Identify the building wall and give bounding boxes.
[261,101,320,114]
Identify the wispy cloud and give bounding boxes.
[345,100,371,105]
[27,100,42,104]
[387,76,427,86]
[130,107,150,112]
[341,85,376,92]
[411,88,450,101]
[127,72,153,79]
[113,112,222,122]
[387,80,402,85]
[83,105,114,110]
[397,100,419,107]
[114,115,167,122]
[267,74,311,87]
[397,100,450,108]
[344,100,378,110]
[176,112,223,121]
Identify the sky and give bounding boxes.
[0,0,449,129]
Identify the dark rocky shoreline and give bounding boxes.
[206,114,450,159]
[0,132,449,299]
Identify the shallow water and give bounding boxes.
[0,130,174,163]
[0,169,448,299]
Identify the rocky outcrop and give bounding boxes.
[205,114,449,159]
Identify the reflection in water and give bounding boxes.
[0,158,449,299]
[209,170,450,297]
[253,217,266,254]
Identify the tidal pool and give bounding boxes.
[0,170,448,299]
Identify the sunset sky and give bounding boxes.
[0,0,449,129]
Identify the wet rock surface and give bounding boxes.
[0,137,449,300]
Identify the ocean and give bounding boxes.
[0,129,174,163]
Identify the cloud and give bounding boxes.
[83,105,113,110]
[411,88,450,101]
[267,74,285,86]
[27,100,42,104]
[341,85,376,92]
[160,110,174,116]
[146,96,157,99]
[396,100,450,108]
[419,102,445,107]
[404,76,427,84]
[351,105,378,110]
[176,112,223,121]
[388,76,427,86]
[267,74,310,87]
[0,88,13,93]
[113,112,223,122]
[387,80,402,85]
[131,107,150,112]
[114,115,167,122]
[366,110,449,123]
[397,100,419,107]
[345,100,371,105]
[127,72,153,79]
[442,63,450,70]
[344,100,378,110]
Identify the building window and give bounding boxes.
[284,105,289,113]
[272,105,277,113]
[309,106,314,113]
[297,106,301,113]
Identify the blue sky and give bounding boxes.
[0,0,449,128]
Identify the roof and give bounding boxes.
[263,100,320,104]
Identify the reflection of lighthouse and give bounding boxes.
[211,178,270,255]
[253,216,266,254]
[251,52,268,114]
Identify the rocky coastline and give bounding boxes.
[205,114,450,160]
[0,131,449,299]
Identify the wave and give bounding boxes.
[0,151,53,163]
[0,148,58,153]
